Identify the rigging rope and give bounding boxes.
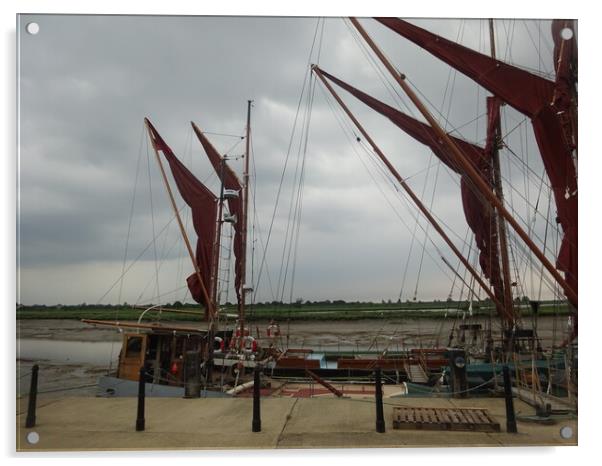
[278,18,325,308]
[317,82,460,287]
[118,123,146,307]
[253,17,324,306]
[111,122,145,371]
[277,89,310,301]
[133,231,185,306]
[201,131,245,139]
[95,206,187,304]
[411,161,442,301]
[286,79,315,306]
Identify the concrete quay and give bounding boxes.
[16,395,577,451]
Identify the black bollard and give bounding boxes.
[136,366,146,431]
[502,365,517,433]
[374,367,385,433]
[252,366,261,432]
[25,364,39,428]
[448,349,468,398]
[183,351,201,398]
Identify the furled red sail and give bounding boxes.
[552,19,578,126]
[551,19,578,336]
[480,96,507,317]
[374,18,577,308]
[318,69,512,323]
[191,122,244,305]
[145,119,218,316]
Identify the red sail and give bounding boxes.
[318,69,486,173]
[552,20,578,120]
[374,18,577,306]
[145,119,218,314]
[480,96,507,318]
[375,18,554,117]
[191,122,244,305]
[551,19,578,336]
[319,69,513,321]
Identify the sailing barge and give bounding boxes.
[85,108,450,397]
[85,17,577,404]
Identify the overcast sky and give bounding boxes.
[17,14,566,306]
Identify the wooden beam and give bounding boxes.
[81,319,207,334]
[130,305,205,317]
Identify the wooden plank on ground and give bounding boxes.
[392,406,501,432]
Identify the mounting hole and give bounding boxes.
[26,22,40,35]
[559,425,573,439]
[26,431,40,444]
[560,27,573,40]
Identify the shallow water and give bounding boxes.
[17,338,119,366]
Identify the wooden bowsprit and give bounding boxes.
[392,407,500,432]
[305,370,344,397]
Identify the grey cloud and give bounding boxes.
[18,15,564,305]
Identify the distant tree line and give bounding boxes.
[16,295,540,311]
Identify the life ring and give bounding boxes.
[214,336,225,352]
[243,336,258,353]
[235,327,250,338]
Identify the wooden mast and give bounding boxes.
[488,19,516,329]
[189,120,227,311]
[312,65,505,311]
[144,118,217,324]
[210,155,226,308]
[348,17,577,307]
[238,100,253,345]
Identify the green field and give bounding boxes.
[16,300,570,322]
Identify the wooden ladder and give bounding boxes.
[406,362,429,383]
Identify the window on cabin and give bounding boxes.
[125,336,143,358]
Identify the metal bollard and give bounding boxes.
[502,365,517,433]
[183,351,201,398]
[136,366,146,431]
[448,349,468,398]
[25,364,39,428]
[374,367,385,433]
[252,366,261,432]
